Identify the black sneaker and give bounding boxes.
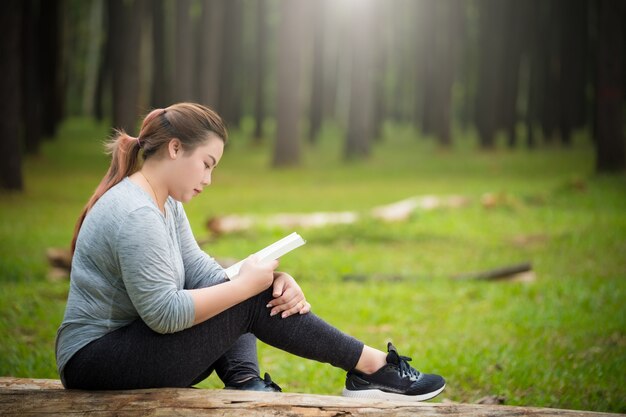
[225,372,282,392]
[342,343,445,401]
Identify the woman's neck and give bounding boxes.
[136,169,166,215]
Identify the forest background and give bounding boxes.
[0,0,624,413]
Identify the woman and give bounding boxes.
[56,102,445,401]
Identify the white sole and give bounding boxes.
[342,384,446,402]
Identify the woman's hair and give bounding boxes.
[71,102,227,252]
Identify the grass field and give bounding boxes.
[0,118,624,413]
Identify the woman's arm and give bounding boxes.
[119,210,277,330]
[173,202,227,288]
[118,208,197,334]
[188,256,278,324]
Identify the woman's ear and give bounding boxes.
[167,138,181,159]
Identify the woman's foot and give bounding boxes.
[343,343,445,401]
[225,372,282,392]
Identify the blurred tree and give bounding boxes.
[321,5,339,125]
[109,0,143,135]
[594,0,625,172]
[95,0,112,122]
[540,0,561,143]
[475,0,523,148]
[307,0,327,144]
[415,0,436,135]
[345,0,376,159]
[21,0,43,154]
[558,0,589,146]
[0,0,23,190]
[422,0,465,146]
[370,0,389,141]
[456,0,478,132]
[499,0,523,148]
[82,0,104,118]
[525,0,550,148]
[525,0,558,148]
[40,0,64,138]
[273,0,306,166]
[218,0,243,128]
[390,0,415,124]
[253,0,269,142]
[174,0,194,102]
[151,0,173,108]
[475,0,503,148]
[199,0,224,110]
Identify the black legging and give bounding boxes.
[62,287,364,390]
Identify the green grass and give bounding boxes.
[1,117,625,413]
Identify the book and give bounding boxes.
[224,232,306,279]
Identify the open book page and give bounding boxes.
[224,232,306,279]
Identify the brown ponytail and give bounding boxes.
[71,102,227,253]
[71,130,141,252]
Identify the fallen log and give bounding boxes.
[453,262,534,282]
[0,377,618,417]
[370,195,469,222]
[207,195,469,235]
[45,248,72,281]
[206,211,359,235]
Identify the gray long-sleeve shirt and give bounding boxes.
[55,178,226,377]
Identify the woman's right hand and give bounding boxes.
[190,255,278,325]
[237,255,278,294]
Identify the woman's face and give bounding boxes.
[167,133,224,203]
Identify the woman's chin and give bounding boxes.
[183,192,197,202]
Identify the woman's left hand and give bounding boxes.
[267,272,311,318]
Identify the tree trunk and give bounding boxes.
[500,0,523,148]
[273,0,306,167]
[174,0,194,102]
[558,0,588,146]
[321,7,339,124]
[370,0,389,142]
[199,0,224,111]
[94,0,111,121]
[39,0,62,138]
[253,0,268,142]
[539,1,561,143]
[344,0,376,159]
[475,0,501,148]
[0,0,23,190]
[151,0,173,108]
[476,0,518,149]
[525,0,550,148]
[218,0,243,127]
[432,1,465,147]
[595,0,625,172]
[307,0,326,144]
[109,0,142,135]
[21,0,42,155]
[82,0,104,117]
[415,0,436,134]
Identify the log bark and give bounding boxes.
[0,377,618,417]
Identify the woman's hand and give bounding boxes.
[237,255,278,295]
[267,272,311,318]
